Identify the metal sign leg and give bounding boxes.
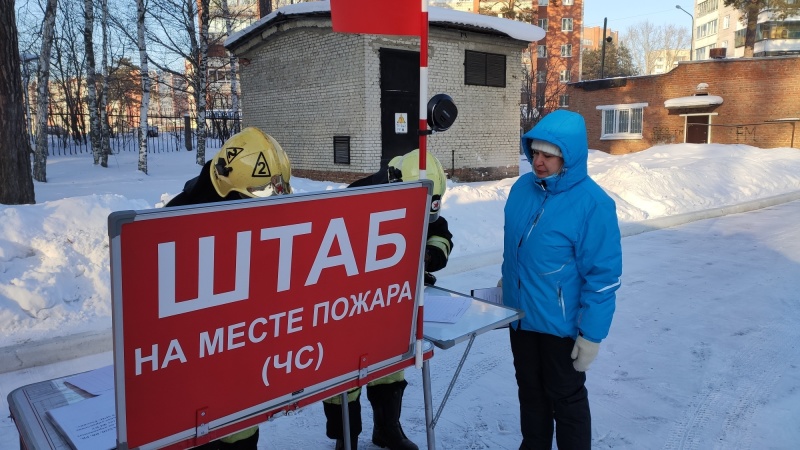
[423,359,436,450]
[341,392,352,450]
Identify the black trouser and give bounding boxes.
[509,327,590,450]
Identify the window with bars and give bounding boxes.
[598,104,646,139]
[465,50,506,87]
[562,18,573,32]
[333,136,350,164]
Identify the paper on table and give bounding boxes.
[423,295,471,323]
[64,365,114,396]
[471,287,503,305]
[46,393,116,450]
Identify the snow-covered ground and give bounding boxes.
[2,143,800,449]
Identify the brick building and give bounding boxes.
[566,56,800,154]
[533,0,583,114]
[226,3,543,182]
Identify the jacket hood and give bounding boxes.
[520,110,589,193]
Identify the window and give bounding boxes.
[333,136,350,164]
[464,50,506,87]
[537,45,547,58]
[537,70,547,83]
[597,103,647,139]
[559,94,569,107]
[559,69,571,82]
[563,0,574,5]
[560,44,572,57]
[696,19,718,39]
[562,18,573,32]
[723,15,730,29]
[538,18,548,29]
[538,0,549,5]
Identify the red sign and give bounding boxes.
[330,0,422,36]
[109,183,430,449]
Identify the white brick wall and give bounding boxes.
[236,18,526,179]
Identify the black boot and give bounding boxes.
[323,394,362,450]
[367,381,419,450]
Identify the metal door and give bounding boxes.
[380,49,420,167]
[686,115,710,144]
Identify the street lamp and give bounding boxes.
[676,5,694,61]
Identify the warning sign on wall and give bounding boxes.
[395,113,408,134]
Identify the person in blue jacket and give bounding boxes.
[501,110,622,450]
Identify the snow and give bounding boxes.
[664,95,724,109]
[226,1,545,48]
[2,142,800,449]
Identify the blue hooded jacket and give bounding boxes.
[502,110,622,343]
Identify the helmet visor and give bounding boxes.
[245,174,292,197]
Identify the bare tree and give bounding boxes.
[217,0,240,122]
[84,0,104,166]
[195,0,210,166]
[0,0,35,204]
[477,1,535,22]
[135,0,150,174]
[623,20,689,75]
[99,0,111,166]
[32,0,58,182]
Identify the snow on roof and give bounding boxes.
[664,95,724,109]
[226,0,545,49]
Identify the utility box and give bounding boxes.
[709,48,727,59]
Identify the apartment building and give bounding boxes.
[693,0,800,60]
[646,49,691,74]
[532,0,583,114]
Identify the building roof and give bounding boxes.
[226,0,545,50]
[664,95,724,109]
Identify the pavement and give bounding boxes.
[2,190,799,376]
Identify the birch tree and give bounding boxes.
[136,0,150,174]
[218,0,240,125]
[0,0,35,204]
[84,0,104,166]
[32,0,58,182]
[99,0,111,166]
[195,0,210,166]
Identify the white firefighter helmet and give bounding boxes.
[210,127,292,198]
[388,149,447,222]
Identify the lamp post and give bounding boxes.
[676,5,694,61]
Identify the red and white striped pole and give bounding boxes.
[415,0,429,369]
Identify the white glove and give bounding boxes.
[570,335,599,372]
[497,277,503,287]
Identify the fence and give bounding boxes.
[41,113,242,156]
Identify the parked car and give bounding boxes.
[46,125,68,136]
[146,125,159,137]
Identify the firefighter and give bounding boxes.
[323,149,454,450]
[165,126,292,450]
